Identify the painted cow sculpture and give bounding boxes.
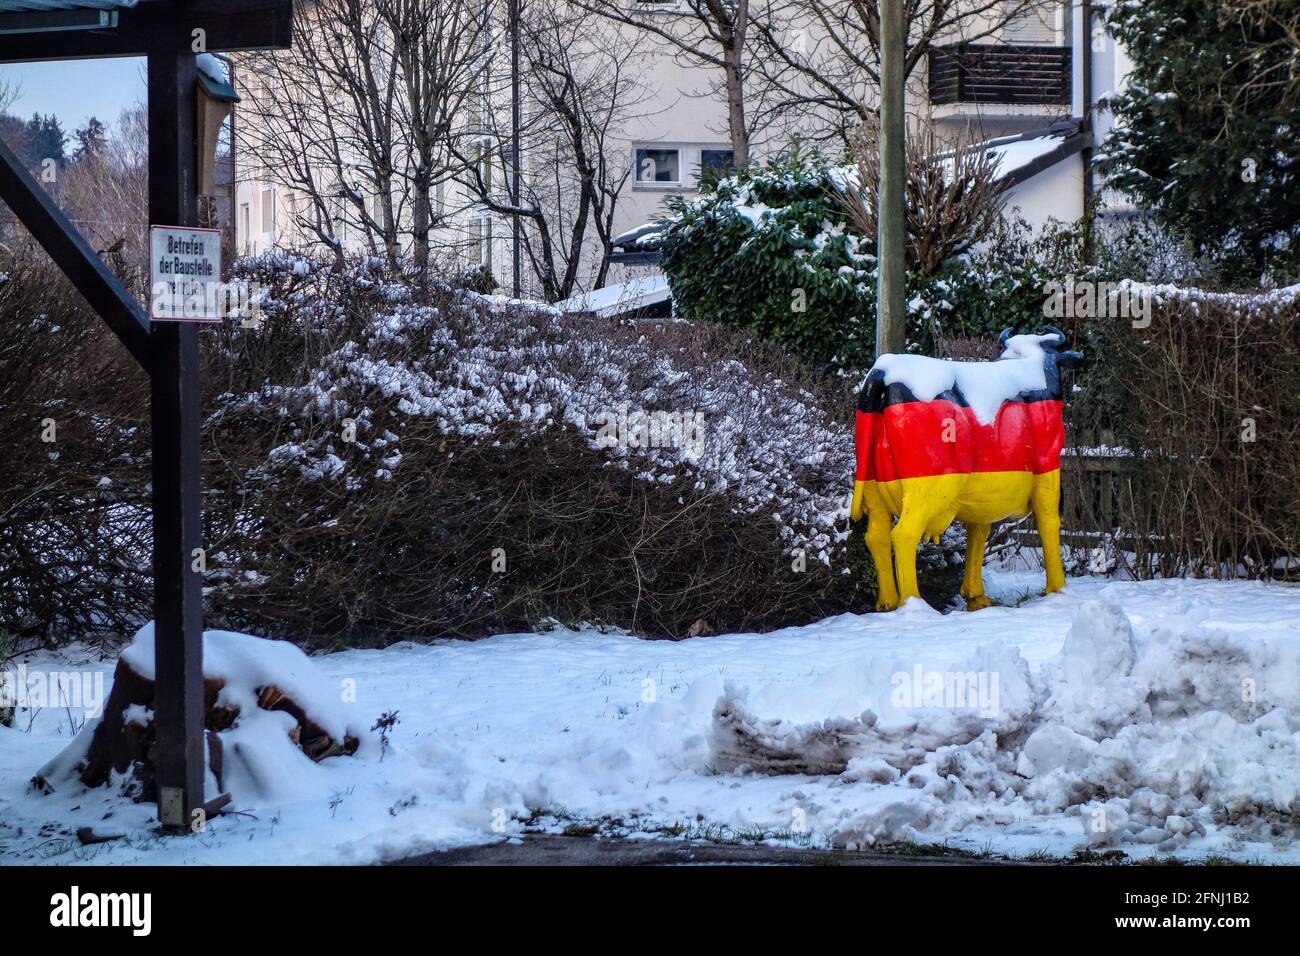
[849,327,1083,611]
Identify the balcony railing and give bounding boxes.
[929,43,1071,107]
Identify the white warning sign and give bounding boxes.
[149,225,223,322]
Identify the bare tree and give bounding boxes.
[236,0,491,270]
[53,105,150,285]
[455,0,649,299]
[0,79,18,117]
[837,113,1007,275]
[573,0,755,167]
[752,0,1059,142]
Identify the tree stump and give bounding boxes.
[32,656,359,801]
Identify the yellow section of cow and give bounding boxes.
[851,469,1065,612]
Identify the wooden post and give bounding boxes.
[1080,0,1095,264]
[510,0,523,298]
[0,0,292,836]
[876,0,907,357]
[148,51,206,830]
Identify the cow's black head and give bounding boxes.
[999,325,1083,366]
[999,326,1084,397]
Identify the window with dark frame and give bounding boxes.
[698,148,735,180]
[260,187,276,235]
[470,217,492,267]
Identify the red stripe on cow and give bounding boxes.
[856,399,1065,483]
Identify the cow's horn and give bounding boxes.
[998,327,1013,347]
[1039,325,1066,346]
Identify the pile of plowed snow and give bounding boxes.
[710,594,1300,851]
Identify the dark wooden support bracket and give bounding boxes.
[0,2,293,62]
[0,137,154,372]
[0,0,294,834]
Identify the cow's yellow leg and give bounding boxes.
[890,475,962,604]
[960,521,993,611]
[850,479,868,522]
[890,506,929,604]
[865,502,899,611]
[889,483,942,604]
[1031,468,1066,593]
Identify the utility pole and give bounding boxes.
[510,0,523,298]
[876,0,907,357]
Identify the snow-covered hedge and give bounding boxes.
[1078,283,1300,578]
[0,250,971,644]
[197,254,932,643]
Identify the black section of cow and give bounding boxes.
[856,328,1084,414]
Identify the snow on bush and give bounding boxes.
[1122,278,1300,314]
[708,594,1300,851]
[222,256,846,554]
[199,254,892,641]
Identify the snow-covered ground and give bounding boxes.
[3,569,1299,866]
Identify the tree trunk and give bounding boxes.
[412,179,431,273]
[875,0,907,357]
[724,0,751,167]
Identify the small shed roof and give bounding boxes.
[0,0,138,36]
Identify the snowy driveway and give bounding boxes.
[3,570,1299,865]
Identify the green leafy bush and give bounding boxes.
[1098,0,1300,281]
[659,146,882,374]
[659,149,1087,374]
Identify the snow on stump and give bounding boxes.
[32,624,360,806]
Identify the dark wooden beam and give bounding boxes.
[147,51,207,831]
[0,137,153,371]
[0,10,116,36]
[0,1,292,62]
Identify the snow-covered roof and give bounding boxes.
[196,52,229,85]
[978,120,1088,188]
[989,134,1066,180]
[555,275,670,317]
[611,221,668,249]
[196,52,239,102]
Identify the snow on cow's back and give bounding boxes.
[868,334,1054,425]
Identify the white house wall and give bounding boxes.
[1001,150,1085,233]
